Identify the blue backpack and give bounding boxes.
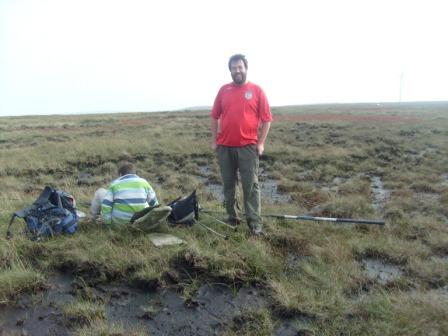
[6,186,78,240]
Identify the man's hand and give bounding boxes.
[257,121,271,156]
[211,118,219,152]
[256,143,265,156]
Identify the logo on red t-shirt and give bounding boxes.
[244,90,253,100]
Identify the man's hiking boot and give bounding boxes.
[227,218,241,227]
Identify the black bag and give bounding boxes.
[167,190,199,226]
[6,186,78,240]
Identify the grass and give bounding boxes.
[1,102,448,334]
[221,308,274,336]
[0,262,45,303]
[73,321,146,336]
[62,300,106,326]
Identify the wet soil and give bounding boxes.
[369,175,389,214]
[259,168,292,204]
[442,174,448,186]
[0,274,73,336]
[361,259,404,285]
[0,273,303,336]
[198,166,291,204]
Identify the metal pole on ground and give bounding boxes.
[200,209,385,226]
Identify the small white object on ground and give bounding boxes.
[148,233,185,247]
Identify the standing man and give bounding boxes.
[211,54,272,235]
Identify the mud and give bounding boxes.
[197,165,224,202]
[0,273,304,336]
[197,165,291,204]
[259,168,292,204]
[0,274,73,336]
[369,175,389,213]
[361,259,403,285]
[441,174,448,187]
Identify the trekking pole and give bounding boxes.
[197,221,228,240]
[264,214,385,225]
[200,211,238,231]
[201,209,384,226]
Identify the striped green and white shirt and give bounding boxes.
[101,174,158,226]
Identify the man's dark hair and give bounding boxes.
[118,161,136,176]
[228,54,248,70]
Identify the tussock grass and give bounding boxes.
[338,175,371,196]
[0,239,19,269]
[441,189,448,207]
[342,290,448,336]
[316,195,374,218]
[351,234,431,264]
[221,308,274,336]
[174,228,283,284]
[407,256,448,287]
[0,263,45,303]
[62,300,106,326]
[41,230,175,284]
[268,257,358,319]
[73,320,146,336]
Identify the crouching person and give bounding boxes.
[91,161,170,231]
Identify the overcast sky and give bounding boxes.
[1,0,447,116]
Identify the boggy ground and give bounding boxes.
[0,272,282,336]
[1,102,448,335]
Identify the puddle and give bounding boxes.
[0,273,301,336]
[370,175,389,213]
[197,166,291,204]
[259,179,292,204]
[197,165,224,202]
[361,259,403,285]
[433,285,448,298]
[441,174,448,187]
[206,184,225,203]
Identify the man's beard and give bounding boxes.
[232,72,246,85]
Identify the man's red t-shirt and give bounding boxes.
[211,82,272,147]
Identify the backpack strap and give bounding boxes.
[6,186,54,239]
[34,186,54,206]
[53,190,63,209]
[6,214,17,239]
